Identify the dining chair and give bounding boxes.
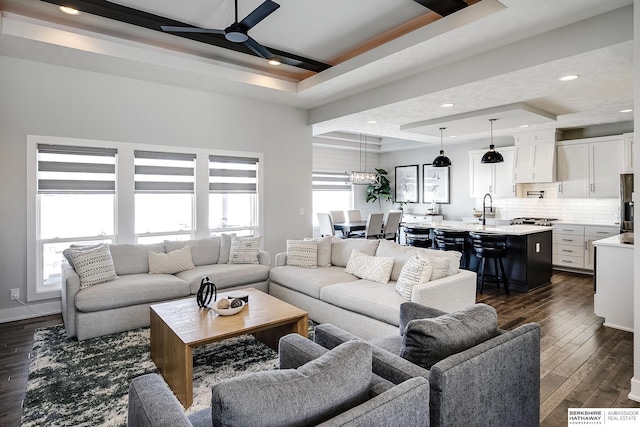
[382,210,403,241]
[329,210,346,223]
[364,212,385,239]
[317,212,336,237]
[345,210,362,222]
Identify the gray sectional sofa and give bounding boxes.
[61,235,270,340]
[269,238,477,340]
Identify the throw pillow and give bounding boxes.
[395,252,433,300]
[304,236,333,267]
[229,236,262,264]
[345,249,394,284]
[68,244,118,288]
[218,233,236,264]
[401,303,499,369]
[429,256,457,281]
[148,246,195,274]
[286,240,318,268]
[211,340,372,426]
[62,243,104,269]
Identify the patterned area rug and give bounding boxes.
[22,325,281,427]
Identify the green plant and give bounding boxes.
[366,168,393,206]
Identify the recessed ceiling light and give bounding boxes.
[268,59,281,66]
[559,74,579,81]
[59,6,80,15]
[519,124,529,128]
[449,135,457,138]
[366,120,377,124]
[441,103,455,108]
[619,109,634,113]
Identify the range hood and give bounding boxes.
[512,129,561,183]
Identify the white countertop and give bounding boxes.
[414,220,554,236]
[592,233,634,248]
[553,221,619,227]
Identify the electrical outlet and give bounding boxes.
[11,288,19,300]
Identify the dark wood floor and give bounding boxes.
[0,271,637,426]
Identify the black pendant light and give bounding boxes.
[481,118,504,164]
[432,127,452,167]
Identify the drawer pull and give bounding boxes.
[596,231,609,234]
[562,239,574,242]
[562,249,574,252]
[562,260,573,263]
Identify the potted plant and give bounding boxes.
[366,168,392,207]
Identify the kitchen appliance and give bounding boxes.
[620,173,634,233]
[510,217,558,226]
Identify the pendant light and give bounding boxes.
[432,127,452,167]
[346,133,378,184]
[481,118,504,164]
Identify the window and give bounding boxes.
[36,144,116,291]
[28,137,262,301]
[134,151,195,243]
[209,155,259,236]
[312,172,352,226]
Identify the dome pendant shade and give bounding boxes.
[481,145,504,163]
[433,151,452,167]
[481,118,504,164]
[432,127,451,167]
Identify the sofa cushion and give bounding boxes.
[148,246,195,274]
[331,239,380,267]
[421,248,461,276]
[321,280,406,326]
[109,243,165,275]
[269,266,357,299]
[164,237,222,266]
[304,236,333,267]
[229,236,261,264]
[345,250,394,284]
[210,340,372,427]
[68,244,118,288]
[395,252,432,299]
[74,273,190,312]
[400,303,499,369]
[177,263,270,294]
[286,240,318,268]
[375,239,420,282]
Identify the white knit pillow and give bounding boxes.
[286,240,318,268]
[345,249,394,284]
[395,252,433,300]
[148,245,195,274]
[429,257,456,280]
[229,236,262,264]
[69,244,118,288]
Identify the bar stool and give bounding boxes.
[469,232,509,295]
[404,226,432,248]
[433,229,467,269]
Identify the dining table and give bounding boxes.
[333,220,367,237]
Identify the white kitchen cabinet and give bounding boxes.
[513,129,558,183]
[583,225,619,270]
[556,136,625,198]
[468,147,515,198]
[552,223,619,271]
[624,132,634,172]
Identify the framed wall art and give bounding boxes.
[422,164,450,204]
[395,165,419,203]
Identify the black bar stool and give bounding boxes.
[433,229,467,268]
[404,226,432,248]
[469,232,509,295]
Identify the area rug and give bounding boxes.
[22,325,280,427]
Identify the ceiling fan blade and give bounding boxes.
[161,26,225,34]
[243,36,273,59]
[239,0,280,30]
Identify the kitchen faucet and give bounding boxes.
[482,193,493,226]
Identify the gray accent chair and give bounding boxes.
[314,302,541,427]
[128,335,430,427]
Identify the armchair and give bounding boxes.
[128,334,430,427]
[314,302,541,427]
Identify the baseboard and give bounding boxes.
[0,300,62,323]
[629,377,640,402]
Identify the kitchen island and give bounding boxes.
[593,233,633,332]
[424,221,554,292]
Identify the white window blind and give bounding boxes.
[312,171,351,191]
[209,155,258,194]
[134,150,195,193]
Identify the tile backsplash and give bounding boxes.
[474,183,620,225]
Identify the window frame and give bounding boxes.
[27,135,263,302]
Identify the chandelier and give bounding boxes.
[346,133,378,185]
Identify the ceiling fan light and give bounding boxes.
[481,145,504,163]
[225,31,248,43]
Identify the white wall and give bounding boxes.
[0,56,313,318]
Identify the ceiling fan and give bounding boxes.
[161,0,280,59]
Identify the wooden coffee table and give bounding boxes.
[149,288,308,408]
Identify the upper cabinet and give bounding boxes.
[469,146,515,198]
[556,136,625,198]
[623,132,634,173]
[513,129,560,183]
